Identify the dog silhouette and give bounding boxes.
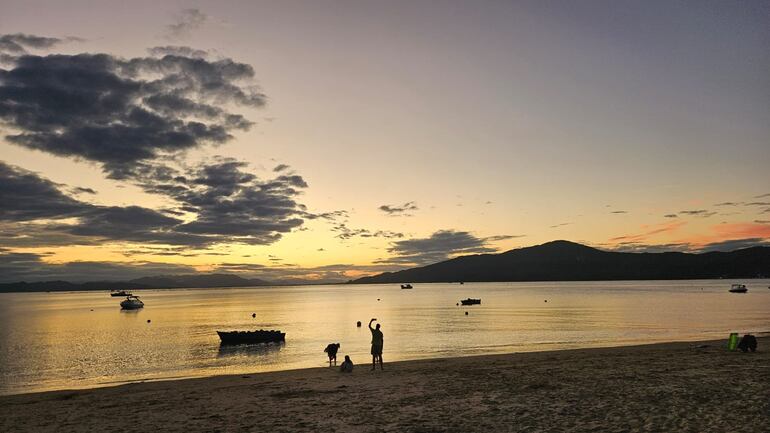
[324,343,340,366]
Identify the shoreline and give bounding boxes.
[2,338,768,432]
[5,333,769,397]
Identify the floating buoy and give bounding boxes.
[544,300,548,303]
[377,298,381,301]
[252,313,256,318]
[356,321,362,327]
[147,319,151,323]
[456,303,459,306]
[465,311,469,315]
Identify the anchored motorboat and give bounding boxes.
[120,295,144,309]
[728,284,747,293]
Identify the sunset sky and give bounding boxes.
[1,1,769,283]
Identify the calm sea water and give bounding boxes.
[1,280,769,395]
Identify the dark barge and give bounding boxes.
[217,330,286,345]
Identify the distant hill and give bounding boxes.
[352,240,770,284]
[0,273,272,293]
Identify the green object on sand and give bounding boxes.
[727,333,739,351]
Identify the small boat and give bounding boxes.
[217,330,286,345]
[401,284,413,289]
[120,295,144,309]
[110,290,132,297]
[460,298,481,305]
[729,284,747,293]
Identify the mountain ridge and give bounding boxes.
[352,240,770,284]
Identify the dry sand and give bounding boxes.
[1,338,768,432]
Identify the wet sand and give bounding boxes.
[1,338,768,432]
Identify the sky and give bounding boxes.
[1,0,769,283]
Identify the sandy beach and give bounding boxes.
[1,338,767,433]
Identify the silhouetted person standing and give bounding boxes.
[369,318,384,370]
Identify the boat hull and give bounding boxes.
[217,330,286,345]
[120,301,144,309]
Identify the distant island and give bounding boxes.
[0,274,272,293]
[2,241,768,293]
[352,240,770,284]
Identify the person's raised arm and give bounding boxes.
[369,318,376,330]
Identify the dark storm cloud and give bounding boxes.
[0,48,265,178]
[273,164,290,172]
[0,36,320,249]
[376,230,502,266]
[379,201,418,216]
[754,193,770,199]
[128,158,309,245]
[0,161,217,246]
[663,214,678,218]
[611,210,628,214]
[165,9,208,40]
[745,202,770,207]
[1,159,308,247]
[699,238,770,252]
[0,161,90,221]
[714,202,742,206]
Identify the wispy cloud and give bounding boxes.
[549,222,572,228]
[699,238,770,252]
[679,210,716,217]
[0,33,79,54]
[331,223,403,240]
[165,9,208,40]
[610,221,686,242]
[379,201,418,216]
